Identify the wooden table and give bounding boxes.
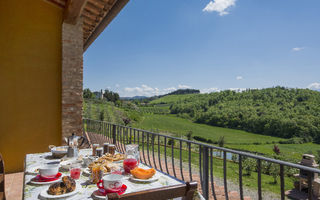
[23,149,199,200]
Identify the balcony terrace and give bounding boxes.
[83,119,320,200]
[1,0,319,200]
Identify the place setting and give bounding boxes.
[92,174,127,199]
[29,164,62,185]
[22,135,182,200]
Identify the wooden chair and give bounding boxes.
[0,153,5,200]
[106,182,198,200]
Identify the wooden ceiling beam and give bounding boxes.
[64,0,88,24]
[82,9,100,21]
[87,1,103,10]
[83,26,93,33]
[83,23,95,30]
[83,17,98,29]
[107,0,116,6]
[87,0,113,13]
[83,20,95,28]
[95,0,110,5]
[84,3,102,15]
[87,0,105,8]
[103,3,113,12]
[84,0,129,51]
[84,7,101,17]
[83,24,94,31]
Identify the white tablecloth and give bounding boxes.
[23,149,187,200]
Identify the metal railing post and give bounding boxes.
[112,124,117,145]
[308,171,313,200]
[202,146,209,200]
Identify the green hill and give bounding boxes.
[149,94,198,105]
[169,87,320,142]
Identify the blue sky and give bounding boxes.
[84,0,320,97]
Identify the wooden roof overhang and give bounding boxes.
[46,0,129,51]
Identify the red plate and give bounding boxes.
[32,172,62,182]
[97,184,127,196]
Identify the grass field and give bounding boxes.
[133,114,286,144]
[133,114,320,161]
[83,100,124,124]
[228,143,320,161]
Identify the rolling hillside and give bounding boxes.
[169,87,320,141]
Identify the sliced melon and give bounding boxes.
[130,167,156,179]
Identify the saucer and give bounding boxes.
[30,172,62,185]
[93,184,127,197]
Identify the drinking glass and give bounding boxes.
[70,163,81,179]
[123,144,139,173]
[91,164,102,184]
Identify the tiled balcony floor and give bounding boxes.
[5,172,24,200]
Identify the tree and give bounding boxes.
[83,88,95,99]
[103,89,121,103]
[122,117,131,126]
[218,136,225,147]
[273,145,281,155]
[186,131,193,141]
[99,110,104,121]
[168,87,320,141]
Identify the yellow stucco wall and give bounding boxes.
[0,0,63,173]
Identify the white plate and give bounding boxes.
[51,146,68,154]
[39,183,81,199]
[30,177,62,185]
[129,172,159,183]
[83,168,111,176]
[26,166,41,175]
[92,190,106,199]
[60,159,82,170]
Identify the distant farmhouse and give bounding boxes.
[93,89,104,100]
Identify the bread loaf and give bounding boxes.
[48,176,76,195]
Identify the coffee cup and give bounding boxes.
[97,174,123,191]
[39,164,59,178]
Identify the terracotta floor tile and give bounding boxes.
[5,172,23,200]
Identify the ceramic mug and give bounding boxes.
[97,174,123,191]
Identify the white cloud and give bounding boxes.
[200,88,220,93]
[178,84,191,89]
[122,84,253,97]
[124,87,143,93]
[236,76,243,80]
[308,82,320,90]
[292,47,305,52]
[123,85,177,97]
[115,84,120,88]
[141,84,154,92]
[163,87,177,93]
[228,88,247,92]
[203,0,236,16]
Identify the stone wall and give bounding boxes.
[61,18,83,142]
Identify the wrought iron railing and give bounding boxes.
[83,119,320,200]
